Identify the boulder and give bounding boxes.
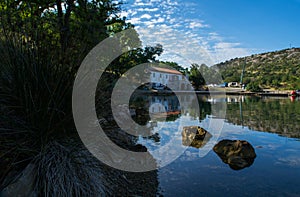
[182,126,212,148]
[213,139,256,170]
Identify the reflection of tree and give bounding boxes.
[188,96,212,120]
[213,140,256,170]
[226,97,300,139]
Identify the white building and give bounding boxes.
[148,67,191,91]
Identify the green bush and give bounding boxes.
[246,82,262,92]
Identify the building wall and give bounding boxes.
[149,70,191,90]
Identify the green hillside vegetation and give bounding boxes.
[213,48,300,90]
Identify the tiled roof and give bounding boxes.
[149,67,182,75]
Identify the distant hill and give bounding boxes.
[212,48,300,90]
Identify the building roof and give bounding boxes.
[149,67,182,75]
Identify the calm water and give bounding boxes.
[130,94,300,196]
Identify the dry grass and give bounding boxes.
[33,140,106,196]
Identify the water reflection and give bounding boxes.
[182,126,212,149]
[226,96,300,138]
[130,94,300,145]
[129,94,300,196]
[130,93,212,122]
[213,139,256,170]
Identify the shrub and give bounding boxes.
[246,81,262,92]
[0,33,77,187]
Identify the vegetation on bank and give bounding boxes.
[0,0,161,195]
[213,48,300,90]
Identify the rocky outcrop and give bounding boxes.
[213,140,256,170]
[182,126,212,148]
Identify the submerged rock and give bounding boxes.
[213,139,256,170]
[182,126,212,149]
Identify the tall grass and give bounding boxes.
[0,30,107,195]
[34,140,106,196]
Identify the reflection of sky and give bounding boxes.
[157,120,300,196]
[133,94,300,196]
[138,114,202,164]
[134,96,300,195]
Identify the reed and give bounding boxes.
[0,30,106,195]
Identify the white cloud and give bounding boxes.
[214,42,241,49]
[155,17,165,23]
[210,42,250,63]
[140,13,152,19]
[123,0,251,65]
[189,21,207,29]
[137,8,159,12]
[119,11,129,18]
[127,17,141,24]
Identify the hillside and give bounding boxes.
[213,48,300,89]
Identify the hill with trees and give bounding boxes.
[212,48,300,90]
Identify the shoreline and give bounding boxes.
[135,89,298,97]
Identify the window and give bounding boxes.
[160,74,162,78]
[153,73,155,77]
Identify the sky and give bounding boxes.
[120,0,300,67]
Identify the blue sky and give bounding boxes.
[120,0,300,66]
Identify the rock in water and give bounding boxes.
[213,139,256,170]
[182,126,212,149]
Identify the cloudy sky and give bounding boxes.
[120,0,300,67]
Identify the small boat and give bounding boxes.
[289,90,297,96]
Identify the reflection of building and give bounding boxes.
[149,67,191,90]
[149,96,180,114]
[207,96,245,103]
[227,96,245,103]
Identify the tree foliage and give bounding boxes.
[214,48,300,90]
[0,0,143,192]
[246,81,262,92]
[188,63,205,90]
[0,0,131,68]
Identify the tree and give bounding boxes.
[246,81,262,92]
[107,43,164,78]
[189,63,205,90]
[0,0,130,68]
[0,0,136,193]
